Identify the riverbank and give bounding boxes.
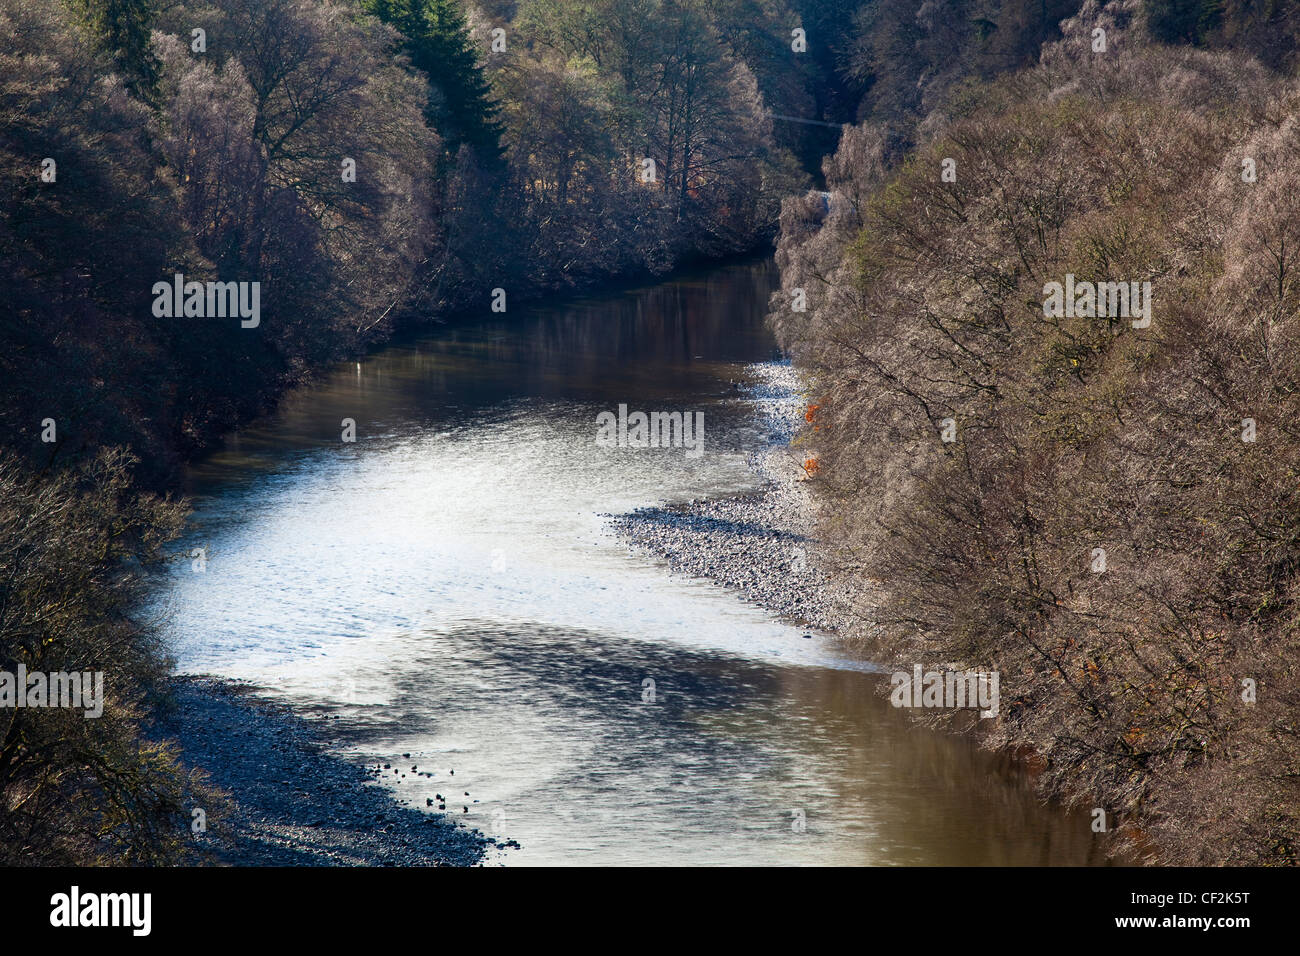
[607,364,1137,863]
[139,260,1110,867]
[150,677,501,866]
[610,363,860,636]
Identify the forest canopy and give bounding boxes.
[4,0,1299,864]
[774,0,1300,864]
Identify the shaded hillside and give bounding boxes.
[775,0,1300,863]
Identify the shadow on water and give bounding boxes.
[162,257,1116,865]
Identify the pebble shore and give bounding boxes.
[153,677,498,866]
[154,363,846,867]
[610,363,857,635]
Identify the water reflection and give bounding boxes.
[162,259,1109,865]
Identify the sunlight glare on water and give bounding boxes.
[159,259,1108,865]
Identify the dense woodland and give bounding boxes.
[2,0,1299,863]
[0,0,842,866]
[777,0,1300,864]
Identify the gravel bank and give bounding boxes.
[610,363,858,634]
[153,363,841,867]
[151,677,501,866]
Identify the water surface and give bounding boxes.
[162,259,1108,865]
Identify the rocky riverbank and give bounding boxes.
[150,677,501,866]
[610,363,860,636]
[150,364,844,868]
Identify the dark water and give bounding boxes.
[159,258,1108,865]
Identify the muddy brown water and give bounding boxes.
[159,258,1109,865]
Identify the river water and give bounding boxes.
[160,258,1107,865]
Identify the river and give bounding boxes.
[159,257,1108,865]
